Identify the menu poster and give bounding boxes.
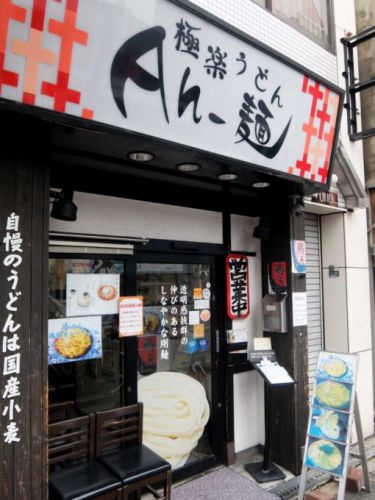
[255,360,294,385]
[66,274,120,316]
[292,292,307,326]
[303,351,359,478]
[119,296,144,337]
[291,240,306,274]
[48,316,102,365]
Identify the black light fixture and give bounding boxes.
[50,189,77,221]
[128,151,154,162]
[217,172,238,181]
[252,181,270,189]
[176,163,201,172]
[253,216,271,240]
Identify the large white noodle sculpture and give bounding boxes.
[138,371,210,468]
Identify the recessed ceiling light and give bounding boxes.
[128,151,154,162]
[252,181,270,188]
[176,163,201,172]
[217,173,238,181]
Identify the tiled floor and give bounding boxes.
[141,446,292,498]
[142,435,375,498]
[229,446,295,491]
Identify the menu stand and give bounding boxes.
[297,393,371,500]
[297,351,371,500]
[245,353,294,483]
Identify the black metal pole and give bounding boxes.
[262,382,272,471]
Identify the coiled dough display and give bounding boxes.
[138,371,210,468]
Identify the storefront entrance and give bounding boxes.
[48,248,224,479]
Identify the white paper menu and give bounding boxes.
[256,360,294,384]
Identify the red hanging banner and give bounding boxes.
[226,254,250,320]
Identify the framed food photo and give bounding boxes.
[316,352,356,384]
[48,316,102,365]
[305,435,346,477]
[66,274,120,316]
[312,378,353,412]
[308,406,349,444]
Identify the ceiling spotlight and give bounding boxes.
[176,163,201,172]
[252,181,270,188]
[50,189,77,221]
[128,151,154,162]
[217,173,238,181]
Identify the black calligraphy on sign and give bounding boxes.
[110,27,226,126]
[110,26,169,123]
[255,66,268,91]
[175,19,200,58]
[236,69,292,159]
[271,85,283,108]
[110,26,291,150]
[178,67,202,123]
[204,45,227,79]
[236,52,247,75]
[226,254,250,319]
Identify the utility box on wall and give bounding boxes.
[262,294,287,333]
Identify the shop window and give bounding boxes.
[48,256,214,470]
[253,0,334,51]
[48,258,125,419]
[136,263,212,469]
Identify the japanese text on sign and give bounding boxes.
[0,0,341,186]
[226,254,250,320]
[2,213,23,444]
[119,296,144,337]
[160,284,189,361]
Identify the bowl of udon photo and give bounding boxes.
[97,285,117,301]
[54,326,92,359]
[314,380,351,411]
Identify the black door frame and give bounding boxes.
[125,244,226,480]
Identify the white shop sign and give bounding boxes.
[0,0,341,185]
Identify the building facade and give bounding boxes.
[355,0,375,404]
[0,1,373,499]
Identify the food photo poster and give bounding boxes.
[308,406,349,444]
[303,352,358,477]
[304,435,346,476]
[48,316,102,365]
[66,274,120,316]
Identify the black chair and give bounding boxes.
[95,403,171,500]
[48,414,123,500]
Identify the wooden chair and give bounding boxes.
[95,403,171,500]
[48,414,123,500]
[48,400,75,423]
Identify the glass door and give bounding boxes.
[135,260,215,471]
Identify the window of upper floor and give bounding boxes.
[253,0,335,52]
